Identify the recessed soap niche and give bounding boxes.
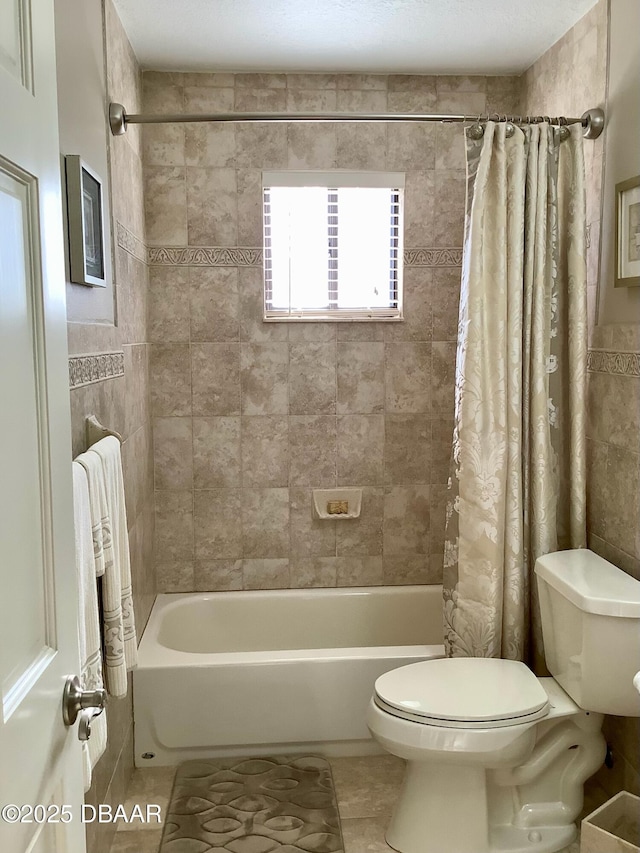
[312,489,362,519]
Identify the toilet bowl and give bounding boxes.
[367,550,640,853]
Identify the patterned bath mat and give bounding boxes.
[159,755,344,852]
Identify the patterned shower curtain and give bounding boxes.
[442,121,587,670]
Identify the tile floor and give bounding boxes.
[109,754,609,853]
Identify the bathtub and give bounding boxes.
[133,585,444,766]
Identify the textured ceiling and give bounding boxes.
[113,0,598,75]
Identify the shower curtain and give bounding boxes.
[442,121,587,670]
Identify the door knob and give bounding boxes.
[62,675,107,726]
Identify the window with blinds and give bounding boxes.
[262,171,404,321]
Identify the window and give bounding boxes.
[262,171,404,321]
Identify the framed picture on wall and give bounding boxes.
[615,174,640,287]
[65,155,106,287]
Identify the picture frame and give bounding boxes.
[65,155,106,287]
[615,174,640,288]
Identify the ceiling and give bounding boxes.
[113,0,598,75]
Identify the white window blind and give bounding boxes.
[263,171,404,321]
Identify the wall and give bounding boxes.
[59,1,155,851]
[54,0,114,323]
[523,0,640,801]
[142,72,520,594]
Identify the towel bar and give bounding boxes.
[85,415,122,449]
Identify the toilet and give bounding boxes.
[367,549,640,853]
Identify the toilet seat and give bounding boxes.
[374,658,550,729]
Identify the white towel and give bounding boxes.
[72,462,107,791]
[90,436,137,695]
[75,450,112,579]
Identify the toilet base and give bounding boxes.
[383,760,578,853]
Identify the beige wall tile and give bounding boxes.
[242,558,290,589]
[156,560,194,592]
[388,75,436,94]
[194,489,242,559]
[148,267,190,343]
[384,415,430,485]
[190,267,240,342]
[289,342,336,415]
[287,123,337,169]
[236,168,264,246]
[336,487,384,556]
[242,489,290,558]
[289,415,337,487]
[239,268,289,343]
[182,72,234,88]
[383,485,430,555]
[335,122,388,170]
[287,323,336,343]
[241,342,289,414]
[286,74,337,90]
[124,344,149,437]
[337,342,385,414]
[150,344,192,416]
[432,267,461,340]
[383,555,438,585]
[153,417,193,490]
[290,557,337,588]
[183,86,234,113]
[387,122,436,170]
[191,343,241,416]
[387,91,437,113]
[337,556,383,586]
[384,342,431,413]
[587,373,640,454]
[154,491,193,560]
[142,124,185,167]
[236,123,288,169]
[241,416,289,487]
[286,89,338,112]
[384,269,432,342]
[431,341,457,416]
[193,417,241,488]
[234,88,287,112]
[194,559,243,591]
[431,416,454,484]
[186,167,238,246]
[185,124,236,168]
[235,73,287,89]
[337,415,385,485]
[144,166,187,246]
[289,488,336,557]
[403,170,435,245]
[337,88,387,110]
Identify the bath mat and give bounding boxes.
[159,755,344,852]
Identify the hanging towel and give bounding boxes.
[75,450,113,579]
[72,462,107,791]
[90,436,137,694]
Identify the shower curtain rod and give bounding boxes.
[108,103,605,140]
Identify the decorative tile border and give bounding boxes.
[148,246,262,266]
[404,248,463,267]
[116,222,146,263]
[587,350,640,377]
[69,351,125,388]
[147,246,464,268]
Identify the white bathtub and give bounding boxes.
[133,585,444,766]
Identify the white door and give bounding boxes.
[0,0,87,851]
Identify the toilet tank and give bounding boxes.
[535,549,640,717]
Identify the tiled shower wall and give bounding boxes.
[67,3,154,851]
[523,0,640,799]
[144,72,520,593]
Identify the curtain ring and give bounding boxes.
[466,114,484,140]
[559,126,570,141]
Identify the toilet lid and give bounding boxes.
[374,658,550,728]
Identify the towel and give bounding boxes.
[74,449,112,579]
[90,436,137,694]
[72,462,107,791]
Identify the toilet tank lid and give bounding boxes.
[535,549,640,617]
